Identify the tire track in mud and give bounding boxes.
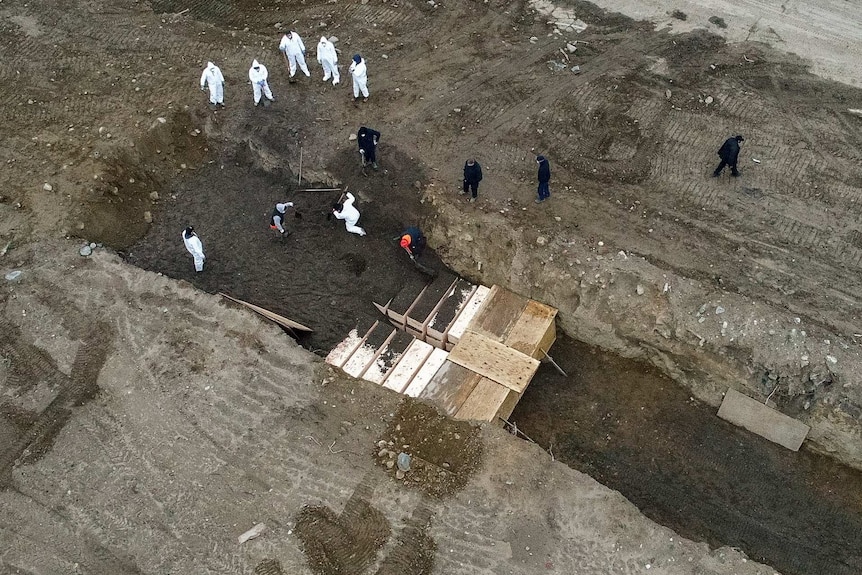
[0,320,112,487]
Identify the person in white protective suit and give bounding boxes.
[316,36,339,85]
[279,31,311,81]
[349,54,369,101]
[331,192,366,236]
[200,61,225,107]
[248,59,275,106]
[182,227,206,272]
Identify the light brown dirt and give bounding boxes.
[2,0,862,573]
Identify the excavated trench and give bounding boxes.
[114,129,862,575]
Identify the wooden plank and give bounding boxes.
[505,300,558,358]
[454,378,510,422]
[219,293,312,332]
[342,322,382,377]
[404,348,449,398]
[468,285,528,341]
[447,330,540,393]
[357,328,398,379]
[382,340,434,393]
[495,389,522,422]
[419,361,482,416]
[448,285,491,341]
[717,388,810,451]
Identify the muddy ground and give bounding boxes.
[2,0,862,573]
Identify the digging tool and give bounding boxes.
[296,187,342,193]
[297,146,303,186]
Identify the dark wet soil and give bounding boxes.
[511,336,862,575]
[125,147,446,352]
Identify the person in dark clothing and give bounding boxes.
[713,135,744,177]
[270,202,294,236]
[535,155,551,203]
[357,126,380,170]
[399,226,426,260]
[462,159,483,202]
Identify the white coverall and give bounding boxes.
[316,37,339,85]
[333,193,366,236]
[248,60,274,105]
[271,202,294,234]
[279,33,310,78]
[349,57,369,99]
[200,62,225,105]
[183,231,206,272]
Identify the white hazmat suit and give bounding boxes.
[248,59,274,105]
[200,61,225,106]
[279,32,310,78]
[333,193,366,236]
[316,36,339,85]
[182,228,206,272]
[348,55,369,100]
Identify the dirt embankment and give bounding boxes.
[426,197,862,470]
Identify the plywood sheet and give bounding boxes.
[448,285,491,340]
[404,348,449,398]
[454,378,510,422]
[468,286,529,341]
[447,330,540,393]
[419,361,482,416]
[506,300,558,358]
[717,388,810,451]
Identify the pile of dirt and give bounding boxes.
[374,400,483,498]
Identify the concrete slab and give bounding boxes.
[717,388,810,451]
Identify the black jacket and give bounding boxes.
[718,138,741,164]
[537,158,551,183]
[357,127,380,153]
[463,161,483,184]
[402,226,425,256]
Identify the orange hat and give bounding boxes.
[400,235,411,248]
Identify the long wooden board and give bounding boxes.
[717,388,809,451]
[446,330,539,394]
[219,293,312,332]
[419,361,482,416]
[468,285,528,341]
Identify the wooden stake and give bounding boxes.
[298,147,303,186]
[539,347,568,377]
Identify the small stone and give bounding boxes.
[378,448,388,458]
[144,211,153,223]
[597,241,604,246]
[43,183,53,192]
[566,43,577,53]
[381,54,388,59]
[397,452,411,471]
[395,470,405,480]
[349,133,357,141]
[705,95,714,105]
[826,355,838,364]
[554,216,561,222]
[665,89,672,100]
[157,117,167,123]
[89,242,96,249]
[79,245,92,257]
[570,65,581,74]
[376,439,387,448]
[329,36,339,43]
[149,191,160,201]
[636,285,645,295]
[536,236,547,246]
[4,270,22,281]
[77,222,85,230]
[529,36,538,43]
[453,107,461,113]
[180,163,187,169]
[715,306,725,314]
[386,460,395,469]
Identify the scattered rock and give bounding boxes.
[149,191,160,201]
[705,95,714,105]
[529,36,538,43]
[79,245,92,257]
[536,236,547,246]
[566,43,577,53]
[554,216,561,222]
[395,470,405,480]
[385,459,395,469]
[348,133,357,141]
[157,117,167,124]
[570,65,581,74]
[42,183,53,192]
[715,306,725,314]
[4,270,22,281]
[397,452,411,471]
[328,36,339,43]
[826,355,838,364]
[144,211,153,223]
[77,222,85,230]
[665,89,672,100]
[636,284,645,295]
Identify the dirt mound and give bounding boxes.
[375,401,483,498]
